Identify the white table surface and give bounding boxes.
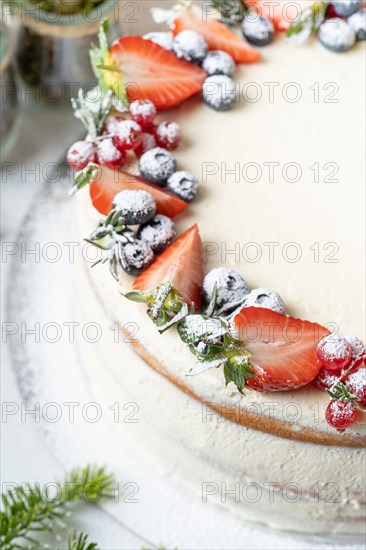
[1,98,364,550]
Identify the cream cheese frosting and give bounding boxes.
[74,7,366,535]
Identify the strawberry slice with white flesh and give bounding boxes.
[234,307,330,391]
[89,165,188,218]
[107,36,207,111]
[133,224,203,310]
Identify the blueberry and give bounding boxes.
[203,268,249,314]
[143,32,173,50]
[241,288,285,314]
[112,190,156,225]
[202,75,236,111]
[137,214,176,252]
[139,147,176,185]
[173,30,208,63]
[121,239,154,276]
[318,19,356,52]
[201,51,235,77]
[348,9,366,40]
[242,14,274,47]
[166,171,199,202]
[333,0,360,16]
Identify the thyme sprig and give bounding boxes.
[327,382,366,412]
[209,0,249,25]
[125,285,254,392]
[71,88,113,141]
[286,2,328,42]
[67,531,98,550]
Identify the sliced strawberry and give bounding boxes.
[89,165,188,218]
[109,36,206,111]
[172,5,260,63]
[133,224,203,309]
[234,307,330,391]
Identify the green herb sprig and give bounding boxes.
[0,465,115,550]
[286,2,328,41]
[126,283,254,393]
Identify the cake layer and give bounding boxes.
[75,231,366,535]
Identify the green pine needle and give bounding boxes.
[0,465,116,550]
[67,530,98,550]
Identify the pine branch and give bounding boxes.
[0,465,116,550]
[67,530,98,550]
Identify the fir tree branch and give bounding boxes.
[0,465,116,550]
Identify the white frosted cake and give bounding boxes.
[69,1,366,537]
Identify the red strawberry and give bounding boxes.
[234,308,330,391]
[133,224,203,309]
[109,36,207,111]
[89,165,188,218]
[172,5,260,63]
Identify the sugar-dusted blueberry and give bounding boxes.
[242,13,274,47]
[113,189,156,225]
[166,171,199,202]
[242,288,285,314]
[318,19,356,52]
[348,9,366,40]
[201,50,235,77]
[137,214,176,252]
[173,30,208,63]
[202,75,236,111]
[143,31,174,50]
[203,268,249,313]
[121,240,154,276]
[333,0,360,17]
[139,147,176,185]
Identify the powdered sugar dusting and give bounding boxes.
[318,334,352,361]
[113,190,156,220]
[116,120,142,144]
[173,29,208,63]
[318,19,356,50]
[143,31,174,50]
[97,137,121,162]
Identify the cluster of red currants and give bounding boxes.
[314,334,366,430]
[67,99,181,172]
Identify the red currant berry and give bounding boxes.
[313,367,340,390]
[316,334,353,371]
[344,367,366,406]
[96,137,126,169]
[67,140,96,171]
[129,99,157,130]
[155,121,181,150]
[344,335,366,368]
[104,115,125,135]
[134,132,157,157]
[113,120,143,151]
[325,400,357,430]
